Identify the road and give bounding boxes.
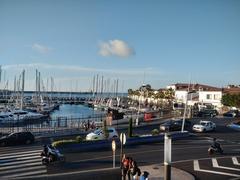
[0,117,239,180]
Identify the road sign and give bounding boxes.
[120,133,126,145]
[112,140,116,151]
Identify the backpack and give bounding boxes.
[123,158,130,168]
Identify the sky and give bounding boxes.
[0,0,240,92]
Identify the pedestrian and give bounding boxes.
[139,171,149,180]
[121,154,132,180]
[130,160,141,180]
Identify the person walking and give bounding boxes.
[121,154,132,180]
[130,159,141,180]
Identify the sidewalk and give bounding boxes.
[139,164,195,180]
[13,164,195,180]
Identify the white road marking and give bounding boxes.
[0,165,46,176]
[233,157,240,166]
[0,152,41,160]
[0,149,41,158]
[2,169,47,179]
[0,155,41,163]
[0,158,40,167]
[194,160,240,178]
[0,161,42,171]
[212,158,240,171]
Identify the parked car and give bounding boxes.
[86,127,118,141]
[160,119,191,132]
[0,131,35,146]
[223,110,239,117]
[194,109,218,118]
[192,120,216,132]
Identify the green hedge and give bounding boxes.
[151,129,159,136]
[52,136,84,147]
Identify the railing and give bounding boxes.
[0,114,105,136]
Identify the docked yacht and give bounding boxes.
[11,110,45,122]
[0,112,14,124]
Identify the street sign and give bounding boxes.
[120,133,126,145]
[112,140,116,151]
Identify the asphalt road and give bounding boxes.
[0,116,239,180]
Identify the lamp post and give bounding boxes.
[164,133,172,180]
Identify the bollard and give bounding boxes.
[164,133,172,180]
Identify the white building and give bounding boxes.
[167,83,222,109]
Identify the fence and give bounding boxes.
[0,114,105,136]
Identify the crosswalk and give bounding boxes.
[0,146,47,179]
[194,156,240,178]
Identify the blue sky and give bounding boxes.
[0,0,240,92]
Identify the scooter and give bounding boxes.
[41,146,65,165]
[208,145,223,155]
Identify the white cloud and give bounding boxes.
[99,39,135,58]
[32,43,51,54]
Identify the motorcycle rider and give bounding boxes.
[41,145,49,157]
[41,144,57,162]
[211,138,223,152]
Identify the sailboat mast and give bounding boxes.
[21,70,25,110]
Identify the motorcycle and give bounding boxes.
[208,145,223,155]
[41,145,65,165]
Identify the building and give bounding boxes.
[223,85,240,95]
[167,83,222,110]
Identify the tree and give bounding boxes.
[222,93,240,108]
[128,89,133,95]
[128,118,133,137]
[103,120,109,139]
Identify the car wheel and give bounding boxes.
[0,142,5,147]
[213,127,216,131]
[203,129,206,132]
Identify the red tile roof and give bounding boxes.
[172,83,221,91]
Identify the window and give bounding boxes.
[206,94,212,99]
[214,94,220,100]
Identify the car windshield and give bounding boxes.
[200,122,207,126]
[94,129,102,134]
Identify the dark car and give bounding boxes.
[0,131,35,146]
[195,109,218,118]
[160,119,191,132]
[223,110,239,117]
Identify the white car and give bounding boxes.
[86,127,118,141]
[192,121,216,132]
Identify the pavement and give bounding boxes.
[139,164,195,180]
[11,165,195,180]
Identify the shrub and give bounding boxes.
[128,118,133,137]
[52,139,77,148]
[76,135,83,143]
[151,129,159,136]
[103,120,109,139]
